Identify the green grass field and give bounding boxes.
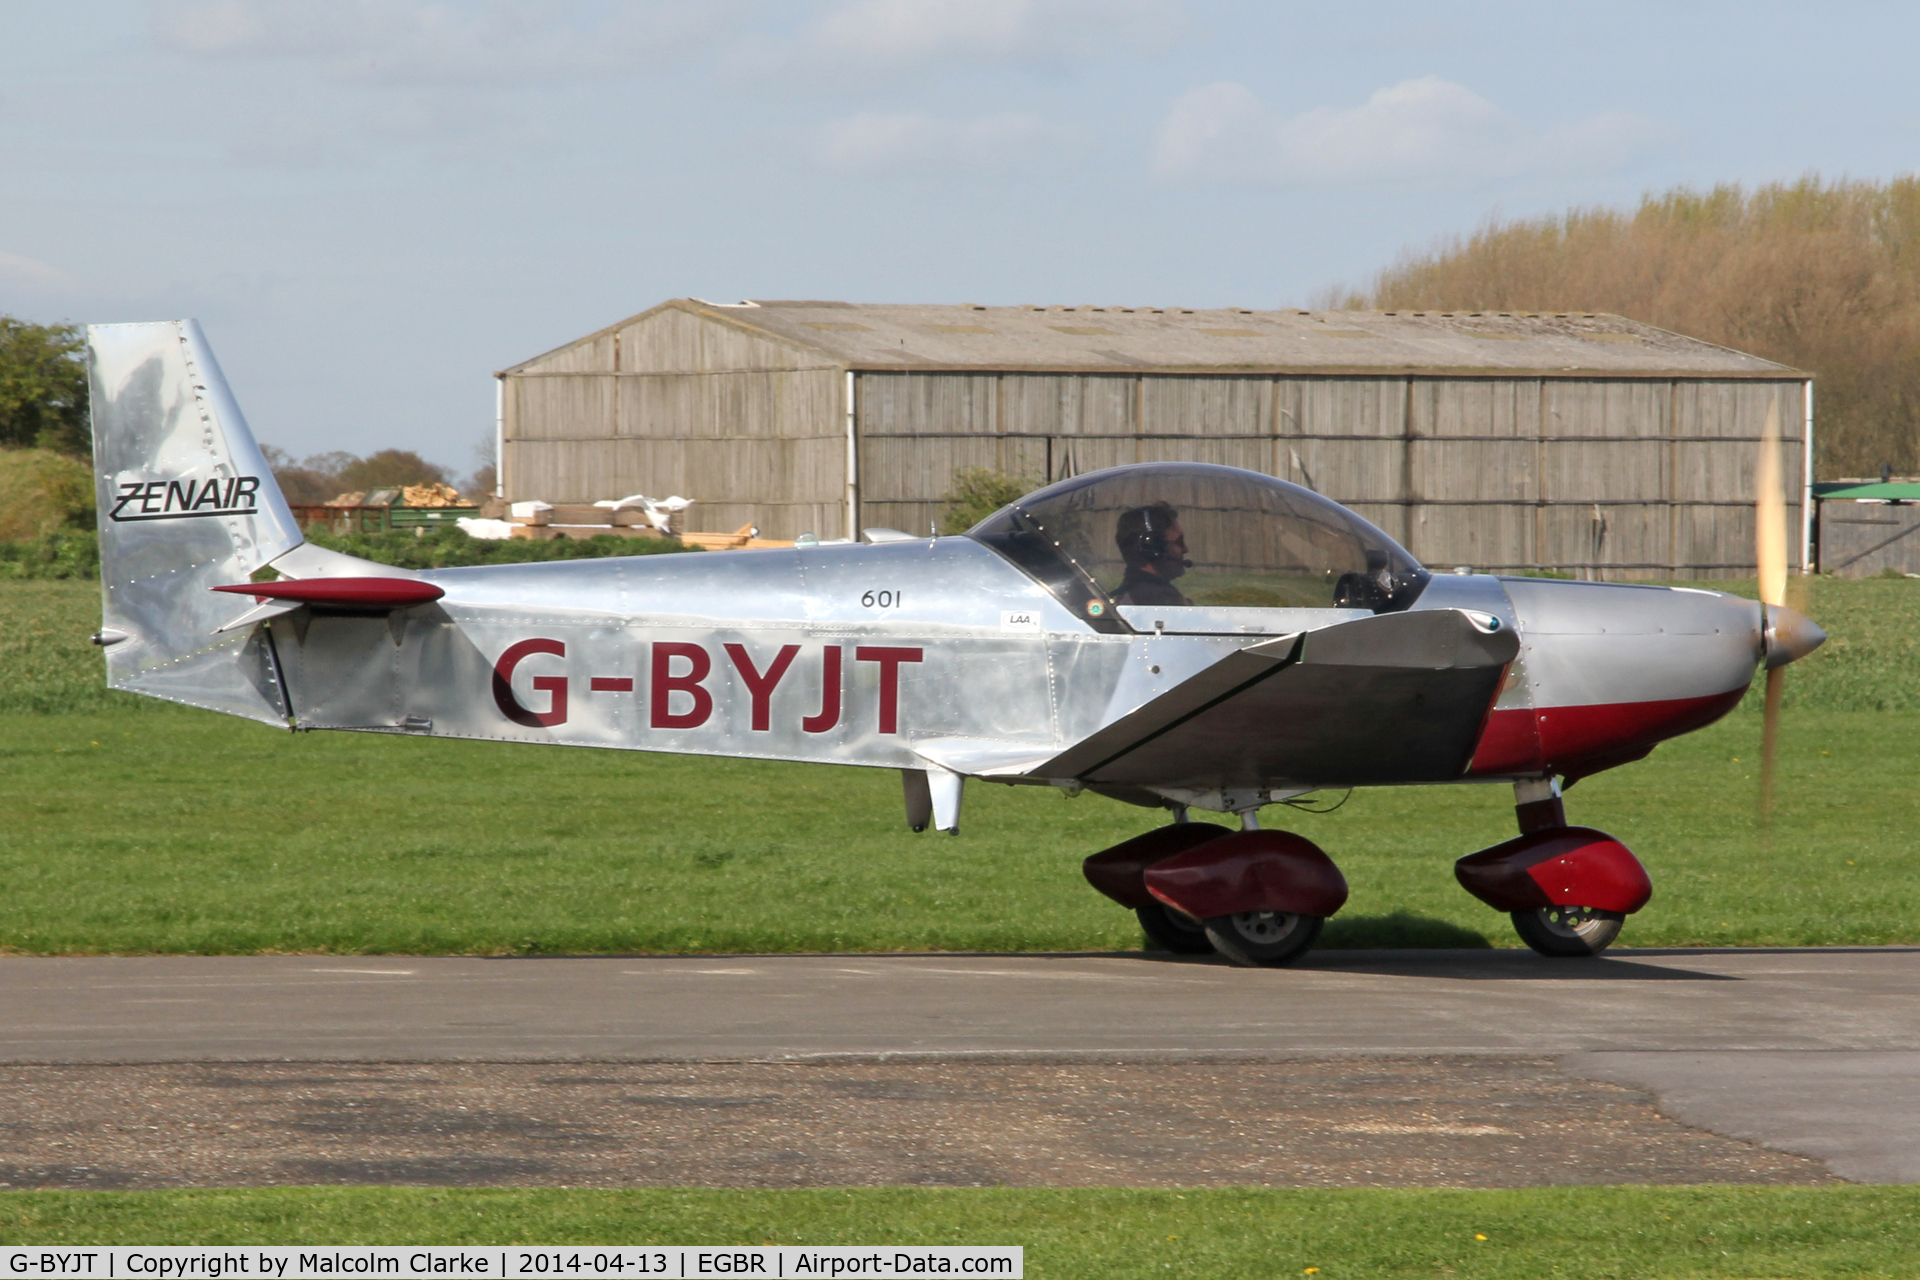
[4,1185,1920,1277]
[4,579,1918,1260]
[2,578,1917,954]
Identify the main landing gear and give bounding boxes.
[1135,900,1214,955]
[1454,778,1651,957]
[1083,778,1654,965]
[1203,910,1324,968]
[1082,808,1348,968]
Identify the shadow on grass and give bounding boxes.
[1317,912,1493,950]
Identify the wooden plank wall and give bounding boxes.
[856,371,1806,578]
[503,304,1804,573]
[1818,502,1920,577]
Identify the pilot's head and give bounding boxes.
[1116,502,1189,579]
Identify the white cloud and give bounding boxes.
[0,251,75,293]
[813,0,1177,62]
[1153,76,1663,186]
[149,0,733,83]
[151,0,361,57]
[819,110,1076,175]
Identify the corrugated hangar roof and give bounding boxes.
[509,299,1800,379]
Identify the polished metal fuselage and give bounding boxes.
[246,537,1278,769]
[224,540,1766,792]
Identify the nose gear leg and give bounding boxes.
[1453,777,1645,957]
[1513,776,1566,834]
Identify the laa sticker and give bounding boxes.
[1001,610,1041,632]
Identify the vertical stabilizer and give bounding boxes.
[91,320,304,723]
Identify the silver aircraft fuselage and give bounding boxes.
[211,538,1768,799]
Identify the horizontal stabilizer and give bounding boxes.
[212,578,446,608]
[1035,608,1519,790]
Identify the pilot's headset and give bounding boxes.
[1136,507,1171,561]
[1122,503,1191,568]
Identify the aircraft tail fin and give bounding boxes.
[90,320,306,723]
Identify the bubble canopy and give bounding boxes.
[967,463,1429,630]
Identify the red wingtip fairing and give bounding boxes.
[212,577,445,607]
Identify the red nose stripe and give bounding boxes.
[213,577,445,607]
[1469,686,1748,776]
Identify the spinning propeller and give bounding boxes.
[1755,398,1827,826]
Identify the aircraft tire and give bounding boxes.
[1202,911,1323,967]
[1510,906,1624,957]
[1136,902,1215,954]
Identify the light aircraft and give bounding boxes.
[88,321,1826,965]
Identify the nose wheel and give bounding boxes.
[1456,779,1648,958]
[1510,905,1624,957]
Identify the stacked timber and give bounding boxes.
[502,499,793,548]
[680,523,795,550]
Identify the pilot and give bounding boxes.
[1113,502,1193,606]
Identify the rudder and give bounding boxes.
[91,320,305,723]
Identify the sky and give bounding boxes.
[2,0,1916,477]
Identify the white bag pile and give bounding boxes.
[595,493,695,533]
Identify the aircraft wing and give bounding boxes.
[1035,608,1519,790]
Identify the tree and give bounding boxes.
[0,318,88,457]
[260,445,453,503]
[940,467,1034,534]
[260,445,349,505]
[464,461,497,500]
[1339,176,1920,479]
[0,447,92,539]
[463,431,498,500]
[334,449,450,492]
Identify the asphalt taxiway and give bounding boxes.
[3,948,1917,1184]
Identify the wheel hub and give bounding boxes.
[1539,905,1608,939]
[1231,911,1301,944]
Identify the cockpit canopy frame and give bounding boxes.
[967,462,1429,632]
